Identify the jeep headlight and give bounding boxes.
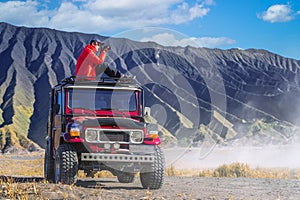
[86,129,98,142]
[130,131,144,144]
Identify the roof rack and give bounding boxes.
[61,76,76,83]
[60,76,137,86]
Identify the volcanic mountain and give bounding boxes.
[1,22,300,151]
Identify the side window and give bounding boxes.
[56,91,62,114]
[139,91,143,115]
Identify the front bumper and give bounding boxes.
[81,153,154,163]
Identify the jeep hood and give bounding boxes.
[73,116,145,129]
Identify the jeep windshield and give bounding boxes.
[66,88,140,116]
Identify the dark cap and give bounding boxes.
[90,39,104,45]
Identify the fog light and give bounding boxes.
[104,143,111,150]
[113,143,120,150]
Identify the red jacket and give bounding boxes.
[75,44,106,78]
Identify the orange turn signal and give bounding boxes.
[70,128,80,137]
[148,131,159,139]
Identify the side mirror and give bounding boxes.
[54,104,60,114]
[144,107,151,116]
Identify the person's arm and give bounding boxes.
[88,51,106,65]
[89,46,110,65]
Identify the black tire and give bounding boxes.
[55,144,78,184]
[140,146,165,189]
[117,172,135,183]
[44,140,55,183]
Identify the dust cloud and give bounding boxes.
[163,143,300,169]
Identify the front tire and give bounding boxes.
[55,144,78,184]
[140,146,165,189]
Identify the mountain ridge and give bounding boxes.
[0,22,300,151]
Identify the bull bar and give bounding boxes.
[81,153,154,163]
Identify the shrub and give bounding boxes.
[213,163,251,178]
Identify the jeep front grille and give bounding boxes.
[85,128,143,144]
[100,131,129,142]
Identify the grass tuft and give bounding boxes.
[166,162,300,179]
[0,177,40,199]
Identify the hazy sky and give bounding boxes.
[0,0,299,59]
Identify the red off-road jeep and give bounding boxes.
[44,76,165,189]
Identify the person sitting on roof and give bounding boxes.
[75,39,121,80]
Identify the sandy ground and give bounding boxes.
[1,176,300,199]
[2,144,300,199]
[94,176,300,200]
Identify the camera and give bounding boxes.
[102,45,111,51]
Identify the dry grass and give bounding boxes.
[78,170,115,178]
[0,177,43,199]
[0,153,44,176]
[0,152,116,179]
[166,162,300,179]
[1,152,300,199]
[1,152,300,180]
[0,178,82,200]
